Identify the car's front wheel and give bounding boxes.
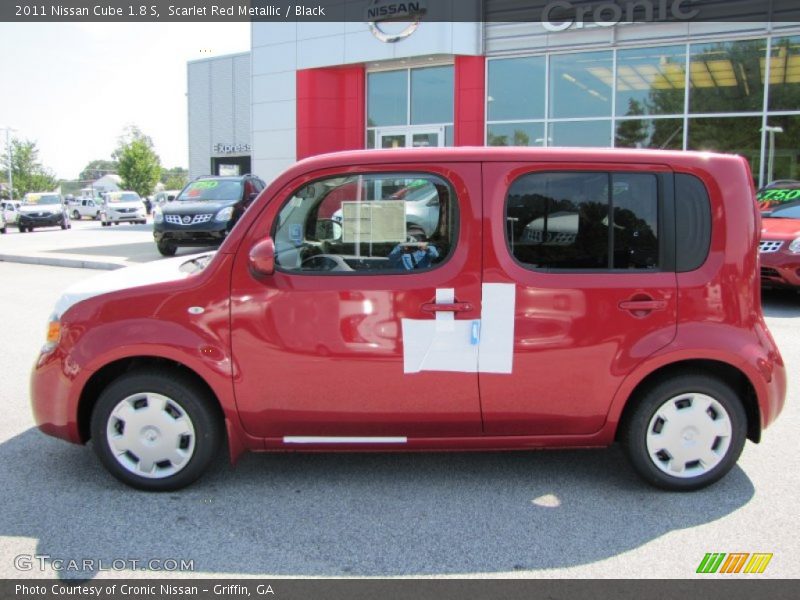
[621,373,746,491]
[90,369,222,491]
[157,239,177,256]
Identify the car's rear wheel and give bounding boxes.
[0,226,6,234]
[157,240,177,256]
[90,369,222,491]
[72,210,81,220]
[61,220,68,230]
[621,373,746,491]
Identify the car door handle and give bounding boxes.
[619,299,667,312]
[421,302,474,313]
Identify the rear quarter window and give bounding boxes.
[674,174,711,273]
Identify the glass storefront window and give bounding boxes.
[411,66,454,125]
[687,116,762,181]
[764,115,800,181]
[368,70,408,127]
[767,36,800,112]
[487,122,545,146]
[616,46,686,117]
[615,118,684,149]
[689,39,767,114]
[488,56,546,121]
[550,51,613,119]
[551,120,612,147]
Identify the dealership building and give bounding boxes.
[187,2,800,187]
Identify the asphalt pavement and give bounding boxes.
[0,216,212,270]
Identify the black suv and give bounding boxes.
[153,174,265,256]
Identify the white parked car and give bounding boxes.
[100,191,147,226]
[69,197,103,220]
[17,193,71,233]
[153,190,181,206]
[1,200,21,224]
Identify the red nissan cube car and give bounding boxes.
[31,148,785,491]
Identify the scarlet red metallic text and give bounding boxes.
[30,147,786,491]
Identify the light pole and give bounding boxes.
[763,125,784,185]
[1,127,16,199]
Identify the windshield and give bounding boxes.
[107,192,141,203]
[178,180,242,202]
[25,194,61,205]
[757,187,800,213]
[768,202,800,219]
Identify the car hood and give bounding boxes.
[761,217,800,240]
[52,252,216,319]
[163,200,237,214]
[19,205,61,215]
[106,201,143,209]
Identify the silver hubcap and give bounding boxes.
[106,393,196,479]
[645,392,732,479]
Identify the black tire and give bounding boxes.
[0,226,6,234]
[90,369,222,491]
[61,219,67,230]
[157,239,177,256]
[620,373,747,491]
[18,226,27,233]
[72,210,81,220]
[102,222,109,227]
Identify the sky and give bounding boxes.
[0,22,251,180]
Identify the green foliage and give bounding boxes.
[162,166,188,191]
[115,126,162,198]
[0,138,57,198]
[79,159,118,182]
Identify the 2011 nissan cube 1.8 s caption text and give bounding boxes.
[31,147,786,491]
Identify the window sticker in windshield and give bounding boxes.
[190,181,219,190]
[758,188,800,210]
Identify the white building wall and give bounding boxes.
[187,53,251,179]
[250,19,483,184]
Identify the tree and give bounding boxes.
[114,126,162,197]
[161,166,188,190]
[79,159,118,182]
[0,138,57,198]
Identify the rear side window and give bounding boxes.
[273,173,457,274]
[506,171,659,270]
[675,174,711,272]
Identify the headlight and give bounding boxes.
[215,206,234,222]
[42,316,61,353]
[153,207,163,223]
[789,237,800,254]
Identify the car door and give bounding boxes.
[480,161,678,435]
[229,162,483,440]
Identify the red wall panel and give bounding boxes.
[454,56,486,147]
[296,66,366,159]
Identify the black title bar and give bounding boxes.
[2,0,800,23]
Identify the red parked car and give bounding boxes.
[757,182,800,290]
[31,148,785,491]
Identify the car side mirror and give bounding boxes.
[249,237,276,277]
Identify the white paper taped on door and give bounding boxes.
[401,283,516,374]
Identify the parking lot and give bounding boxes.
[0,231,798,579]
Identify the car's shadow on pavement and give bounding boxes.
[0,428,754,579]
[762,289,800,318]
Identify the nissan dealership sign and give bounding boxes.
[365,0,428,43]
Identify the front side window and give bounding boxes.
[274,174,457,274]
[506,171,659,270]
